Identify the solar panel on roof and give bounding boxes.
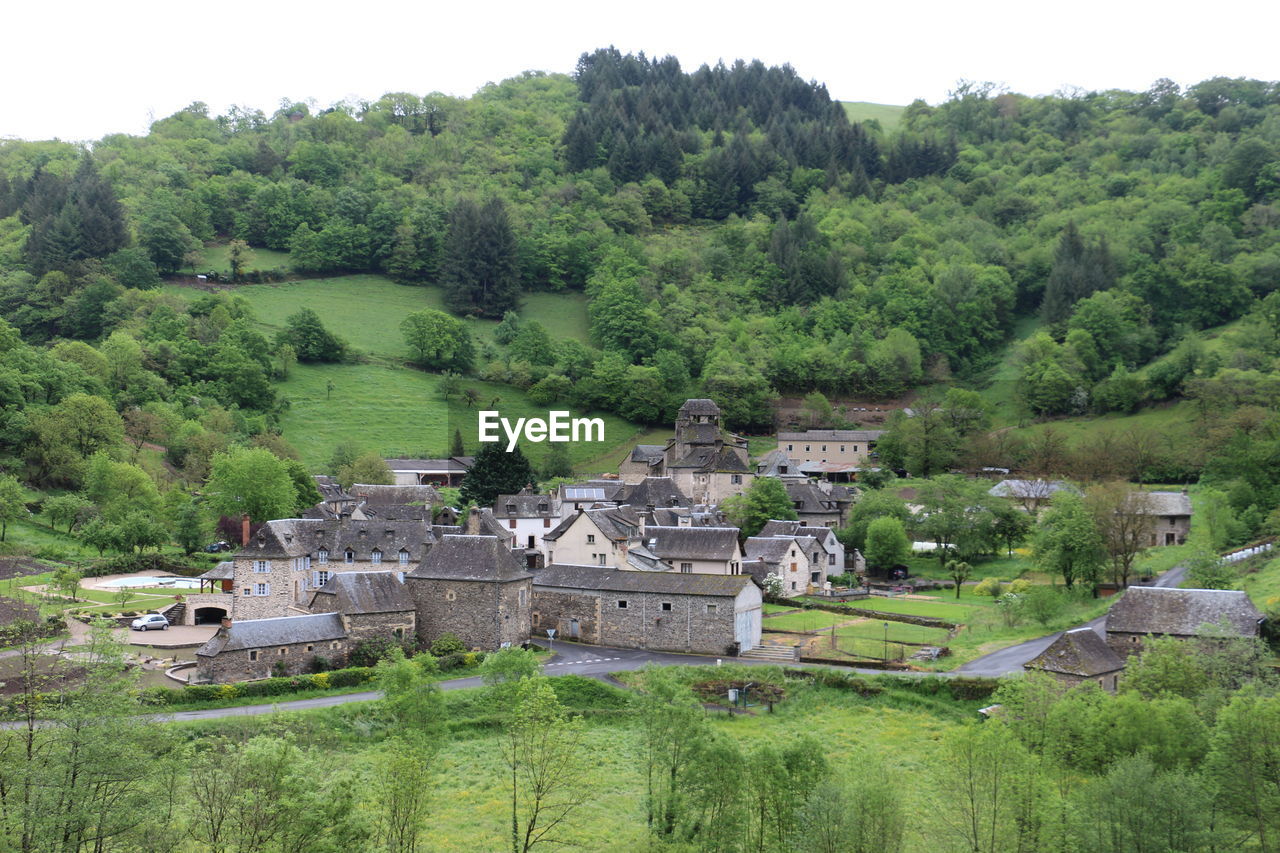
[565,488,605,500]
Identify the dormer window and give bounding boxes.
[398,549,409,565]
[283,532,293,544]
[344,549,355,564]
[316,529,325,539]
[538,503,547,513]
[507,503,517,514]
[371,549,382,565]
[317,548,329,564]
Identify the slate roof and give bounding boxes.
[988,479,1077,500]
[544,506,642,543]
[642,526,741,562]
[776,429,884,443]
[1024,628,1125,677]
[308,571,414,615]
[744,536,793,565]
[239,519,437,562]
[467,508,516,543]
[493,492,560,519]
[534,564,755,597]
[406,535,532,582]
[758,520,838,546]
[558,480,626,502]
[785,482,853,514]
[1106,587,1264,637]
[619,477,691,509]
[350,484,440,506]
[385,457,473,472]
[755,449,805,479]
[1139,491,1194,517]
[199,561,235,581]
[197,613,346,657]
[669,445,751,473]
[678,399,721,417]
[629,444,666,463]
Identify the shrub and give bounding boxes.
[973,577,1005,597]
[349,637,399,668]
[437,652,466,671]
[308,655,331,673]
[430,633,466,656]
[327,666,376,688]
[462,651,483,668]
[138,686,175,706]
[217,684,239,700]
[270,661,288,678]
[1007,578,1032,594]
[310,672,330,689]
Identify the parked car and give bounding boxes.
[204,541,231,553]
[131,614,169,631]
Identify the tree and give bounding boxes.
[460,443,535,507]
[442,197,520,318]
[635,666,708,839]
[503,676,587,853]
[937,722,1046,853]
[1186,550,1237,589]
[50,564,80,600]
[480,646,541,703]
[173,498,208,555]
[337,451,394,489]
[450,428,465,457]
[277,308,346,362]
[540,442,573,481]
[876,404,961,477]
[840,490,910,552]
[912,475,1000,566]
[0,475,27,542]
[227,239,255,280]
[865,517,910,573]
[946,559,972,599]
[1085,482,1155,588]
[400,309,475,372]
[720,477,797,538]
[204,447,298,523]
[44,493,92,534]
[1207,689,1280,851]
[1035,491,1105,591]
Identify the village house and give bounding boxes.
[1022,627,1126,691]
[181,518,437,625]
[542,505,644,568]
[305,483,440,522]
[305,571,417,645]
[1138,490,1193,546]
[557,480,626,509]
[757,519,850,573]
[405,534,533,650]
[640,525,744,575]
[1104,586,1265,657]
[194,613,349,683]
[618,400,753,504]
[531,564,762,654]
[492,488,565,553]
[385,456,473,487]
[743,536,826,596]
[775,429,883,480]
[784,480,854,527]
[988,479,1078,514]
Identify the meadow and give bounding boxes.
[839,101,906,132]
[195,243,292,275]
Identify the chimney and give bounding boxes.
[221,616,232,629]
[241,515,250,546]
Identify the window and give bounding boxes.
[852,445,859,453]
[787,444,793,451]
[821,445,827,451]
[317,548,329,564]
[790,582,797,590]
[705,604,717,613]
[398,549,410,565]
[811,572,820,583]
[661,602,672,612]
[804,445,810,452]
[538,503,548,513]
[518,588,527,607]
[794,501,804,509]
[731,474,742,484]
[598,554,607,566]
[543,517,551,528]
[586,534,596,544]
[242,587,250,596]
[509,519,517,529]
[249,650,258,661]
[252,560,271,573]
[445,590,456,601]
[532,612,541,626]
[393,628,404,640]
[680,563,693,573]
[828,554,836,565]
[617,600,628,609]
[314,570,330,588]
[306,644,314,652]
[344,549,354,564]
[278,647,288,655]
[839,445,845,452]
[330,642,341,650]
[254,583,269,596]
[371,549,382,565]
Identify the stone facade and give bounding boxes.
[407,577,530,649]
[194,613,349,683]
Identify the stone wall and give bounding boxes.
[343,610,416,645]
[407,577,531,650]
[1105,630,1150,657]
[195,636,349,684]
[532,587,740,655]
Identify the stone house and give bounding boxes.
[775,429,884,481]
[757,519,850,573]
[640,525,745,575]
[305,483,440,522]
[543,505,644,568]
[405,534,533,650]
[531,564,762,654]
[491,488,564,560]
[784,481,854,528]
[1023,628,1126,691]
[306,571,416,646]
[743,535,825,596]
[1138,491,1193,546]
[616,477,691,513]
[194,613,348,683]
[1104,586,1265,657]
[557,480,627,509]
[618,399,753,504]
[988,479,1078,514]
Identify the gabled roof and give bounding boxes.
[628,444,666,464]
[619,477,691,509]
[492,492,560,519]
[642,526,741,562]
[1025,628,1125,677]
[1106,587,1264,637]
[239,519,437,561]
[467,508,516,543]
[755,449,806,479]
[308,571,414,614]
[1138,491,1193,517]
[988,479,1077,500]
[197,613,346,657]
[350,484,439,506]
[785,482,853,514]
[669,445,751,473]
[776,429,884,442]
[534,564,756,597]
[558,480,626,502]
[406,535,532,583]
[384,457,473,472]
[678,398,721,417]
[199,561,235,581]
[744,536,792,564]
[544,505,642,544]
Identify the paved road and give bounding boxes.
[955,559,1190,677]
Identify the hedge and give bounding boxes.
[140,666,378,706]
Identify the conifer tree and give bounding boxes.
[459,443,535,507]
[441,198,520,318]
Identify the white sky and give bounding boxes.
[4,0,1278,142]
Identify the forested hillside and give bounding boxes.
[0,51,1278,497]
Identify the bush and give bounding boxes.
[327,666,377,688]
[1007,578,1032,594]
[973,577,1005,597]
[310,672,330,689]
[430,633,466,656]
[437,652,466,671]
[349,638,401,668]
[168,666,376,705]
[308,655,331,673]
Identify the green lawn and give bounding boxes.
[840,101,906,132]
[835,596,975,622]
[761,609,846,632]
[277,363,645,472]
[835,621,951,645]
[197,243,292,274]
[165,275,591,361]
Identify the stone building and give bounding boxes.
[784,481,854,528]
[1023,628,1126,691]
[743,535,825,596]
[531,564,762,654]
[194,613,348,683]
[618,400,753,504]
[1104,586,1264,657]
[385,457,473,487]
[543,505,643,568]
[1138,491,1193,546]
[775,429,884,480]
[757,520,850,573]
[640,525,744,575]
[492,488,565,555]
[306,571,416,645]
[988,479,1078,514]
[405,535,533,650]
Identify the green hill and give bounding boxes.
[840,101,906,131]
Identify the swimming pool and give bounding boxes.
[97,576,202,590]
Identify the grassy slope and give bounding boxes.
[840,101,906,132]
[197,244,292,274]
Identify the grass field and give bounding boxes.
[840,101,906,132]
[196,244,292,274]
[838,596,975,621]
[277,363,646,471]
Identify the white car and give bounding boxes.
[131,614,169,631]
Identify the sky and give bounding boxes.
[3,0,1278,142]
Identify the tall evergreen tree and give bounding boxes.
[441,198,520,318]
[459,442,535,507]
